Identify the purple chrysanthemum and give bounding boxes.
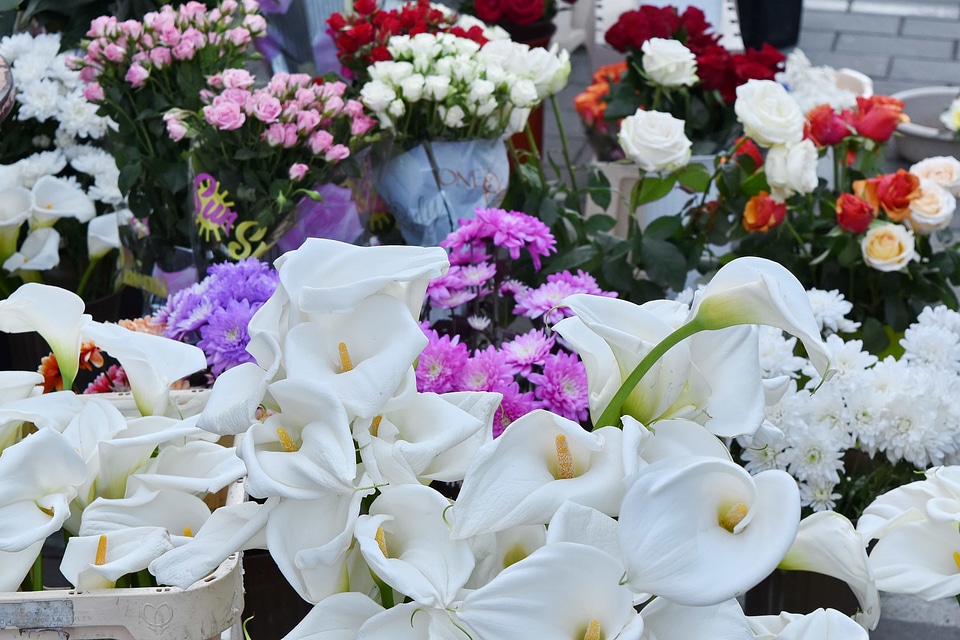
[206,257,279,305]
[160,286,214,340]
[459,345,515,392]
[493,382,540,437]
[197,298,258,375]
[416,329,470,394]
[513,270,617,325]
[527,351,590,423]
[502,328,555,377]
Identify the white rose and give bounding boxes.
[387,99,405,119]
[907,178,956,234]
[764,139,819,201]
[526,44,571,98]
[910,156,960,196]
[509,79,539,109]
[440,104,466,128]
[408,32,441,59]
[735,79,805,147]
[641,38,698,88]
[475,96,498,118]
[387,35,412,58]
[861,223,916,272]
[618,109,692,172]
[468,79,495,104]
[424,75,451,101]
[505,107,531,137]
[359,80,396,113]
[400,73,425,102]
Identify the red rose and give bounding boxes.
[354,0,377,15]
[605,6,679,53]
[473,0,504,23]
[695,45,733,98]
[742,191,786,232]
[679,6,720,53]
[855,169,921,222]
[805,104,850,146]
[835,193,875,233]
[368,45,391,63]
[503,0,545,25]
[732,136,763,170]
[327,13,347,30]
[844,95,907,142]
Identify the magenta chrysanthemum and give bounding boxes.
[493,382,541,437]
[513,270,617,324]
[527,351,590,423]
[460,345,515,392]
[501,328,555,377]
[416,329,470,394]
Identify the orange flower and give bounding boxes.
[835,192,875,234]
[844,95,908,143]
[119,316,166,336]
[742,191,786,232]
[39,353,62,393]
[574,62,628,129]
[854,169,921,222]
[78,341,104,372]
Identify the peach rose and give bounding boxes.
[860,223,916,272]
[910,156,960,197]
[907,178,956,234]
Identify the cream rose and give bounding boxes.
[764,139,819,202]
[910,156,960,196]
[861,223,916,272]
[734,79,804,148]
[907,178,956,234]
[618,109,692,172]
[641,38,698,88]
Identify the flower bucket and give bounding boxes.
[373,138,510,246]
[891,86,960,163]
[117,212,199,313]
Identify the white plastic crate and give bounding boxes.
[0,479,245,640]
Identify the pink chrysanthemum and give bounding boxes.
[459,345,515,392]
[493,382,541,437]
[501,329,555,377]
[514,270,617,324]
[527,351,590,423]
[416,329,470,394]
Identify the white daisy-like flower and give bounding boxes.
[806,288,858,334]
[845,379,887,456]
[799,479,842,512]
[915,304,960,335]
[57,91,111,140]
[868,356,916,400]
[783,418,846,485]
[900,322,960,372]
[875,382,952,468]
[802,334,876,381]
[758,325,806,379]
[16,79,62,122]
[467,315,491,332]
[738,434,789,474]
[0,33,40,63]
[16,150,67,189]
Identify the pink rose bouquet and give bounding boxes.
[166,70,377,264]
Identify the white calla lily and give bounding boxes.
[356,484,474,608]
[747,608,869,639]
[867,518,960,601]
[857,466,960,541]
[81,320,207,416]
[459,542,645,640]
[133,440,246,495]
[452,410,625,539]
[0,186,31,260]
[285,592,384,640]
[779,511,879,629]
[640,597,754,639]
[196,361,273,435]
[78,485,213,540]
[0,370,42,452]
[621,416,731,483]
[0,541,44,592]
[356,601,466,640]
[30,174,96,226]
[3,226,60,273]
[465,523,546,590]
[60,527,174,589]
[618,456,800,606]
[86,211,121,260]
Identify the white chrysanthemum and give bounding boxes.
[57,91,111,139]
[758,325,806,379]
[782,418,846,484]
[875,382,955,468]
[868,356,916,400]
[49,53,82,89]
[738,433,789,474]
[845,379,888,455]
[0,33,43,63]
[16,79,62,122]
[915,304,960,335]
[799,479,842,512]
[764,380,804,431]
[900,323,960,372]
[776,48,859,113]
[802,334,876,382]
[806,288,858,334]
[16,150,67,189]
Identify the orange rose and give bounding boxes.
[835,192,875,233]
[854,169,920,222]
[844,95,908,142]
[742,191,786,232]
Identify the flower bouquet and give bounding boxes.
[0,32,122,306]
[458,0,577,43]
[69,0,266,298]
[165,69,376,265]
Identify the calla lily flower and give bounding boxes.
[81,320,207,416]
[86,211,121,260]
[458,542,645,640]
[546,501,621,562]
[356,484,474,608]
[0,370,42,451]
[747,608,869,639]
[354,390,499,487]
[132,440,246,495]
[285,592,384,640]
[779,511,879,630]
[282,294,427,420]
[78,485,215,539]
[196,360,276,435]
[0,284,87,391]
[0,186,31,261]
[856,466,960,541]
[150,497,279,589]
[0,542,44,592]
[240,378,357,499]
[620,416,732,483]
[356,601,466,640]
[60,527,174,589]
[3,226,60,272]
[640,598,754,639]
[465,523,546,590]
[0,428,86,553]
[618,456,800,606]
[686,257,833,380]
[30,174,96,226]
[452,410,625,539]
[867,518,960,601]
[266,491,369,604]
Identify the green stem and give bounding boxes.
[781,214,811,259]
[594,319,705,429]
[523,121,548,185]
[75,254,103,301]
[550,94,581,212]
[371,571,395,609]
[31,553,42,591]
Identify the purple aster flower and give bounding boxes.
[527,351,590,423]
[159,286,214,341]
[426,266,477,309]
[493,382,540,437]
[459,345,515,392]
[502,328,555,377]
[548,270,614,297]
[415,329,470,394]
[197,298,258,375]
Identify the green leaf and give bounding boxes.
[640,237,688,291]
[676,163,712,193]
[233,148,258,161]
[583,214,617,235]
[632,175,676,208]
[643,214,682,241]
[542,245,598,273]
[538,197,559,227]
[587,168,612,211]
[118,162,143,195]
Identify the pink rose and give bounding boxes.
[85,40,102,60]
[295,109,321,133]
[308,130,333,154]
[207,73,224,89]
[172,40,196,60]
[164,111,188,141]
[79,65,98,83]
[281,123,299,148]
[83,82,105,102]
[281,100,300,120]
[324,144,350,162]
[203,101,246,130]
[222,0,239,11]
[141,33,154,48]
[263,123,286,147]
[268,73,290,93]
[288,163,308,181]
[343,100,363,118]
[322,96,344,117]
[159,26,181,47]
[149,47,172,68]
[225,27,251,46]
[243,14,267,35]
[87,16,117,38]
[318,82,346,99]
[103,43,126,62]
[351,114,376,136]
[120,20,143,40]
[125,63,150,88]
[221,88,251,105]
[253,95,282,122]
[182,28,207,49]
[221,68,255,89]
